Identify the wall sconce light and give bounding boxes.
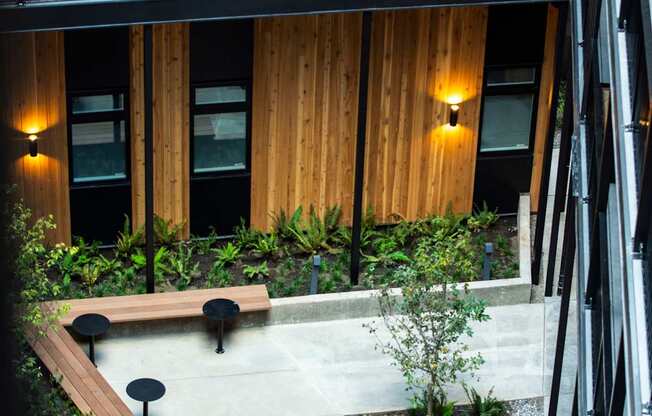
[28,134,38,157]
[449,104,460,127]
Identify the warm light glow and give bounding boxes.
[450,104,460,112]
[447,95,463,105]
[28,134,38,142]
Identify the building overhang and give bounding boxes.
[0,0,563,33]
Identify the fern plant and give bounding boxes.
[289,205,341,254]
[213,242,240,266]
[153,215,185,245]
[463,385,505,416]
[170,243,199,291]
[130,247,172,283]
[468,201,498,232]
[243,261,270,281]
[233,218,259,249]
[251,232,280,258]
[334,206,378,250]
[116,214,144,258]
[207,261,234,288]
[271,206,303,241]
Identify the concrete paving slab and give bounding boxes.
[87,303,545,416]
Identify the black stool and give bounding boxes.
[126,378,165,416]
[202,298,240,354]
[71,313,110,366]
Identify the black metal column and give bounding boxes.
[350,11,372,286]
[532,3,568,286]
[547,193,577,416]
[144,24,155,294]
[545,71,573,297]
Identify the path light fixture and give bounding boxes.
[449,104,460,127]
[28,134,38,157]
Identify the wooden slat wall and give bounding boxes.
[530,4,559,211]
[0,31,71,244]
[129,26,146,232]
[363,7,488,222]
[251,13,362,230]
[130,24,190,237]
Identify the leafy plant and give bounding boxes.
[213,242,240,266]
[409,391,455,416]
[233,218,259,249]
[334,206,379,250]
[289,205,341,254]
[468,202,498,232]
[243,261,270,281]
[79,262,102,295]
[4,191,78,414]
[271,206,303,241]
[115,214,143,258]
[207,261,234,288]
[191,229,218,256]
[169,243,199,291]
[153,215,185,245]
[463,385,505,416]
[251,232,280,258]
[130,247,172,283]
[365,232,489,416]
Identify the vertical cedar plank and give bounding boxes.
[131,23,190,237]
[0,31,70,244]
[251,14,362,230]
[363,7,487,222]
[530,5,560,211]
[129,25,146,231]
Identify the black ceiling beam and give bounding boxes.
[0,0,563,33]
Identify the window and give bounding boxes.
[69,92,128,184]
[480,67,537,153]
[191,84,248,174]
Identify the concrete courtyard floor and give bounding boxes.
[87,302,545,416]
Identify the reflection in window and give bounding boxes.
[71,121,127,182]
[486,68,535,86]
[195,86,246,105]
[480,94,534,152]
[193,113,246,173]
[192,83,249,175]
[72,94,124,114]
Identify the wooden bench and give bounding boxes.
[29,285,271,415]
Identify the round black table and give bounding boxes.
[202,298,240,354]
[126,378,165,416]
[71,313,110,366]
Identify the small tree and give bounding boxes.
[366,232,489,416]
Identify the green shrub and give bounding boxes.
[243,261,270,281]
[365,229,489,416]
[4,192,77,414]
[463,385,505,416]
[271,206,303,241]
[213,242,240,266]
[251,232,281,258]
[153,215,184,245]
[130,247,172,283]
[207,261,234,288]
[233,218,259,249]
[115,214,143,258]
[170,243,199,291]
[289,205,341,254]
[468,202,498,232]
[191,228,218,256]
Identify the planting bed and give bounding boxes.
[45,205,520,302]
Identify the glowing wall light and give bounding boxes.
[28,134,38,157]
[449,104,460,127]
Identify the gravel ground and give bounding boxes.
[352,397,544,416]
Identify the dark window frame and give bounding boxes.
[67,87,131,189]
[189,79,252,180]
[477,64,541,158]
